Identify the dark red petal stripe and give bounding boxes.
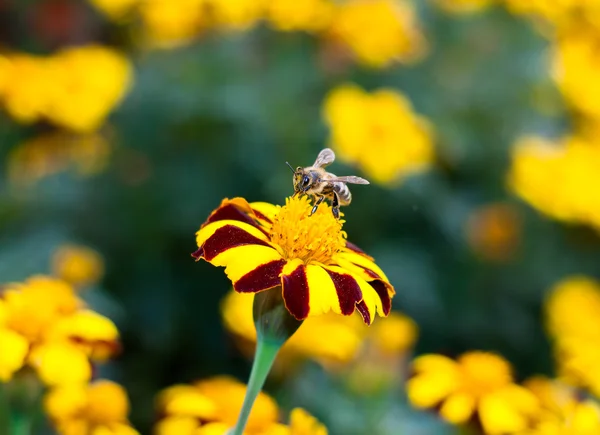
[234,259,286,293]
[325,269,362,316]
[369,280,392,316]
[355,301,371,325]
[282,264,310,320]
[201,225,271,261]
[252,209,272,224]
[204,203,260,229]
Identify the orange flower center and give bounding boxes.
[269,195,346,265]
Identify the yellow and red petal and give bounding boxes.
[249,202,278,225]
[344,241,374,260]
[194,221,271,261]
[281,259,311,320]
[203,198,263,229]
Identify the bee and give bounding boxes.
[287,148,369,219]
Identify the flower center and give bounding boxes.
[269,195,346,265]
[458,352,512,397]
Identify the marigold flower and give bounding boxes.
[434,0,496,14]
[407,352,540,434]
[507,135,600,230]
[265,0,335,32]
[504,0,600,31]
[193,196,394,324]
[0,327,29,382]
[45,380,139,435]
[155,376,278,434]
[51,244,105,288]
[138,0,206,48]
[262,408,328,435]
[205,0,265,30]
[323,84,434,185]
[326,0,427,67]
[519,376,600,435]
[7,131,112,186]
[44,45,132,132]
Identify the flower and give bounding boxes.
[465,202,521,262]
[205,0,265,31]
[434,0,496,14]
[154,376,327,435]
[0,275,120,385]
[155,376,279,434]
[45,380,139,435]
[544,276,600,397]
[518,376,600,435]
[265,0,335,33]
[51,244,105,288]
[138,0,206,48]
[7,131,112,186]
[323,84,434,185]
[552,29,600,120]
[507,135,600,230]
[407,351,540,434]
[0,46,132,131]
[193,196,394,325]
[326,0,427,68]
[503,0,600,31]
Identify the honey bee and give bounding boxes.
[287,148,369,219]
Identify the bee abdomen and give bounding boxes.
[334,183,352,206]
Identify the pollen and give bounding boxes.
[270,195,346,265]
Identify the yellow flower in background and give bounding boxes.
[434,0,496,14]
[519,376,600,435]
[0,46,132,131]
[544,276,600,397]
[0,54,53,124]
[465,202,521,262]
[52,244,105,288]
[45,45,132,132]
[0,275,120,385]
[507,135,600,230]
[206,0,265,31]
[88,0,139,19]
[7,131,112,186]
[45,380,139,435]
[503,0,600,31]
[193,196,394,324]
[552,30,600,120]
[324,84,434,185]
[155,376,278,434]
[407,352,540,434]
[138,0,206,49]
[155,376,327,435]
[327,0,427,67]
[265,0,335,33]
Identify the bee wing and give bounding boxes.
[313,148,336,168]
[330,176,370,185]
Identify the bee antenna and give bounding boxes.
[285,162,295,173]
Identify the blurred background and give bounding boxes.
[1,0,600,433]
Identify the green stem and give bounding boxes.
[231,339,281,435]
[9,413,30,435]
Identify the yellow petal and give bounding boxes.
[163,389,217,419]
[196,422,230,435]
[249,202,280,222]
[87,380,130,424]
[44,384,87,421]
[216,245,283,284]
[407,372,458,408]
[154,416,199,435]
[439,393,475,424]
[305,264,342,316]
[572,401,600,432]
[337,251,390,283]
[29,342,91,386]
[479,392,529,434]
[0,328,28,381]
[412,354,458,374]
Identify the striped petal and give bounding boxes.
[281,259,310,320]
[203,198,262,229]
[194,221,271,261]
[305,264,343,316]
[337,250,391,284]
[249,202,279,225]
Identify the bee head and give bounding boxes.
[287,162,311,193]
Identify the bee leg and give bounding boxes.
[332,192,340,219]
[310,195,325,216]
